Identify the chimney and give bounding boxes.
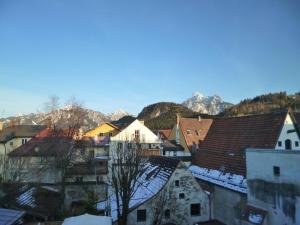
[139,120,145,125]
[198,115,202,122]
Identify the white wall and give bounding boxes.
[275,114,300,150]
[127,162,209,225]
[246,149,300,225]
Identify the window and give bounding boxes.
[127,142,132,149]
[99,133,104,137]
[89,150,95,158]
[10,142,13,146]
[278,141,282,147]
[187,129,191,135]
[22,139,27,144]
[273,166,280,176]
[195,130,199,136]
[76,177,83,182]
[285,139,292,150]
[175,180,180,187]
[148,144,152,149]
[190,204,201,216]
[117,142,123,150]
[134,130,140,140]
[164,209,170,219]
[109,132,113,137]
[295,141,299,147]
[179,193,185,199]
[163,150,166,156]
[137,209,146,222]
[97,176,101,183]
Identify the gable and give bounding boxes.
[111,120,160,143]
[84,123,118,137]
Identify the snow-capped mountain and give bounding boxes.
[107,109,129,121]
[182,92,233,115]
[1,107,129,131]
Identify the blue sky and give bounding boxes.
[0,0,300,117]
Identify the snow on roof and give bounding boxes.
[62,213,112,225]
[98,157,179,221]
[189,165,247,194]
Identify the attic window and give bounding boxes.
[278,141,282,147]
[99,133,104,137]
[187,130,191,135]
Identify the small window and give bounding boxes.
[134,130,140,140]
[295,141,299,147]
[278,141,282,147]
[127,142,132,149]
[190,203,201,216]
[164,209,170,219]
[137,209,146,222]
[109,132,113,137]
[97,176,101,183]
[187,129,191,135]
[149,144,151,149]
[163,150,166,156]
[274,166,280,176]
[89,150,95,158]
[117,142,123,150]
[175,180,180,187]
[76,177,83,182]
[99,133,104,137]
[179,193,185,199]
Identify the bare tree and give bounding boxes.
[110,141,147,225]
[4,156,26,182]
[44,95,60,113]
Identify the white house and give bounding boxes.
[246,148,300,225]
[100,157,210,225]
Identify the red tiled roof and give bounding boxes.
[8,136,73,157]
[158,129,172,140]
[179,118,213,149]
[193,112,288,176]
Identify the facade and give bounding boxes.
[105,157,210,225]
[168,115,213,156]
[110,119,161,157]
[191,110,300,225]
[84,122,120,138]
[246,148,300,225]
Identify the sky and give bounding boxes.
[0,0,300,117]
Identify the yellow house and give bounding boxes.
[84,122,120,138]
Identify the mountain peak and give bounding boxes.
[183,92,232,115]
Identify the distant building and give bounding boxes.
[157,129,172,141]
[246,148,300,225]
[84,122,120,138]
[168,115,213,156]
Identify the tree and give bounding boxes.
[43,96,88,215]
[110,140,147,225]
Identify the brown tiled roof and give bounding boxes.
[179,118,213,149]
[193,112,288,176]
[0,125,46,143]
[8,137,73,157]
[158,129,172,140]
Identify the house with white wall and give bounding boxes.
[191,110,300,225]
[110,119,161,158]
[246,148,300,225]
[100,156,210,225]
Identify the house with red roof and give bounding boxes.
[189,110,300,225]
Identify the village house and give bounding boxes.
[167,115,213,157]
[109,119,162,158]
[100,156,210,225]
[190,110,300,225]
[245,148,300,225]
[84,122,120,139]
[0,125,46,181]
[4,129,109,215]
